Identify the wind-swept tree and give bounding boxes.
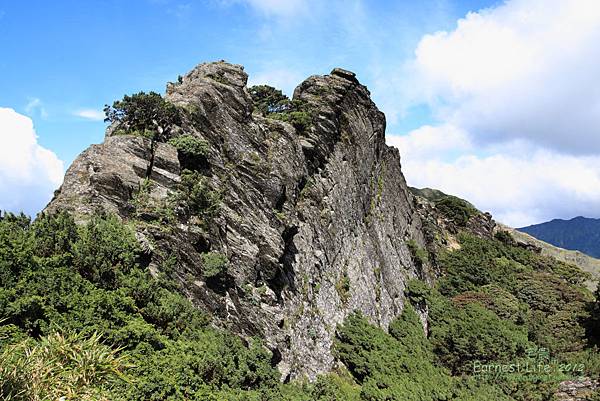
[104,92,181,140]
[248,85,291,115]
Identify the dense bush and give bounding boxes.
[428,295,530,374]
[73,213,139,289]
[176,169,221,220]
[248,85,312,131]
[168,134,209,158]
[334,309,512,401]
[429,232,598,399]
[0,212,285,399]
[168,134,211,171]
[200,252,229,279]
[269,108,312,131]
[435,196,477,226]
[1,210,597,400]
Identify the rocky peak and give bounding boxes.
[46,61,430,380]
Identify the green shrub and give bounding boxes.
[435,195,477,226]
[335,311,454,401]
[451,284,524,323]
[1,200,596,400]
[428,295,530,375]
[389,303,430,353]
[176,169,221,219]
[494,230,515,245]
[0,212,34,287]
[404,278,431,305]
[0,212,290,400]
[32,211,78,261]
[269,109,312,131]
[201,252,229,279]
[168,134,209,158]
[73,213,139,289]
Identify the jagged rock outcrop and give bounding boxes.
[47,61,432,379]
[410,187,496,260]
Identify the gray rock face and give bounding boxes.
[555,378,599,401]
[46,61,429,379]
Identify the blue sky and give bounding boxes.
[2,0,600,226]
[0,0,495,165]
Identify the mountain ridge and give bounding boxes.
[518,216,600,258]
[2,61,598,400]
[45,61,432,379]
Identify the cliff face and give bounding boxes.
[46,61,432,379]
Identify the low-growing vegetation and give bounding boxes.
[168,134,209,158]
[168,134,210,170]
[249,85,313,131]
[1,209,598,400]
[435,195,478,226]
[200,252,229,279]
[175,169,221,220]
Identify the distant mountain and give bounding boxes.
[499,223,600,290]
[518,216,600,258]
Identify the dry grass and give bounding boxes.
[0,331,128,401]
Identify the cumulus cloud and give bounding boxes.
[389,0,600,226]
[73,109,105,121]
[0,108,64,215]
[387,123,471,161]
[389,126,600,227]
[411,0,600,154]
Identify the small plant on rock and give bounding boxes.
[200,252,229,279]
[167,134,209,159]
[175,169,221,220]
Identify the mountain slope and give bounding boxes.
[2,62,597,400]
[499,223,600,290]
[411,187,600,290]
[519,216,600,258]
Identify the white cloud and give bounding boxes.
[0,108,64,215]
[387,123,471,161]
[389,0,600,226]
[25,98,48,119]
[74,109,105,121]
[388,125,600,227]
[411,0,600,154]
